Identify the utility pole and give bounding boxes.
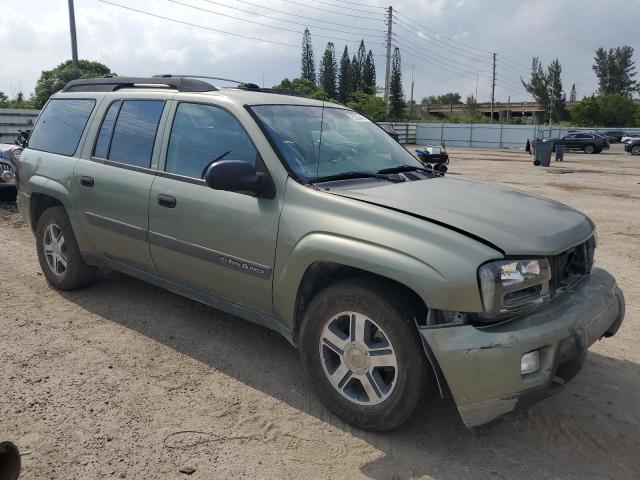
[68,0,79,68]
[507,95,510,123]
[490,52,496,122]
[475,71,479,101]
[408,65,415,118]
[384,6,393,109]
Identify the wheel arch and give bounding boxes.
[27,175,73,232]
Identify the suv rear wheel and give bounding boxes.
[299,277,430,431]
[36,206,97,290]
[583,144,596,154]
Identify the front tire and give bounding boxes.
[36,206,97,290]
[299,277,431,431]
[631,144,640,156]
[583,144,595,154]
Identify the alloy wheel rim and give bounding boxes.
[585,145,594,153]
[319,311,398,406]
[633,145,640,155]
[43,223,68,276]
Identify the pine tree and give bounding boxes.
[593,46,637,97]
[351,54,360,93]
[338,46,351,103]
[389,47,404,118]
[301,28,316,84]
[522,57,550,123]
[547,59,567,122]
[569,83,577,102]
[362,50,376,94]
[319,42,337,99]
[355,40,367,91]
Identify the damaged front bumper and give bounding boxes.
[422,268,625,428]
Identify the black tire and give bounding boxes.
[583,144,596,154]
[631,144,640,156]
[35,206,97,290]
[0,186,17,202]
[299,277,431,432]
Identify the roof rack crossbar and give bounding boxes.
[62,76,217,93]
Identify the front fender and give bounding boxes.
[273,232,446,328]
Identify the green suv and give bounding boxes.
[17,76,625,431]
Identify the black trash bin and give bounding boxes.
[555,144,565,162]
[533,139,553,167]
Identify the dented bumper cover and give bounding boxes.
[422,268,625,428]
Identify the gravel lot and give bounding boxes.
[1,144,639,479]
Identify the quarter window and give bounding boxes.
[28,99,96,156]
[95,100,165,168]
[166,103,257,178]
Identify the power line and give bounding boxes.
[394,9,493,57]
[169,0,385,44]
[229,0,385,33]
[393,19,492,63]
[98,0,300,48]
[393,39,490,80]
[293,0,384,15]
[278,0,383,21]
[197,0,386,38]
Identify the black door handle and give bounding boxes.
[80,176,94,187]
[157,194,177,208]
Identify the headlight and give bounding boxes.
[478,258,551,319]
[10,147,23,163]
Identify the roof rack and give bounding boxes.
[62,76,217,93]
[153,75,310,97]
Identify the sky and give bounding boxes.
[1,0,639,104]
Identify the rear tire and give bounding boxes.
[631,144,640,156]
[35,206,97,290]
[583,144,595,154]
[299,277,431,431]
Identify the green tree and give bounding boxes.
[318,42,337,99]
[346,91,387,121]
[389,47,404,118]
[351,53,360,93]
[0,91,9,107]
[465,94,479,115]
[571,94,637,127]
[593,46,637,97]
[362,50,376,95]
[33,59,113,108]
[272,78,333,101]
[338,46,351,103]
[522,57,550,123]
[548,59,568,122]
[569,83,577,102]
[421,92,462,105]
[301,28,316,84]
[353,40,367,91]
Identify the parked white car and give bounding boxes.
[622,133,640,143]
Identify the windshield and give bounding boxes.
[250,105,423,183]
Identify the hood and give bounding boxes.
[334,176,594,256]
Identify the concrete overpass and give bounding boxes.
[423,101,578,123]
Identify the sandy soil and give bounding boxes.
[1,144,639,479]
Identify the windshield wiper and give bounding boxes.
[376,165,430,174]
[311,170,402,184]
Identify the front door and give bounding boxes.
[74,98,167,272]
[148,102,281,314]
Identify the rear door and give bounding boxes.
[148,101,281,314]
[74,95,170,272]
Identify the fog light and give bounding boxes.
[520,351,540,375]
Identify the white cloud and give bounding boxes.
[1,0,638,102]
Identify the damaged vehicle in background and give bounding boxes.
[0,142,22,200]
[16,76,625,431]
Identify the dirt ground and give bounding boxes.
[1,144,639,479]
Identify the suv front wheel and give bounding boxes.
[299,278,431,431]
[36,206,97,290]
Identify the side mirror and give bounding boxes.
[204,160,274,198]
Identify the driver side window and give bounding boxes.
[165,103,257,178]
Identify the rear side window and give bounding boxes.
[28,99,96,156]
[165,103,257,178]
[94,100,165,168]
